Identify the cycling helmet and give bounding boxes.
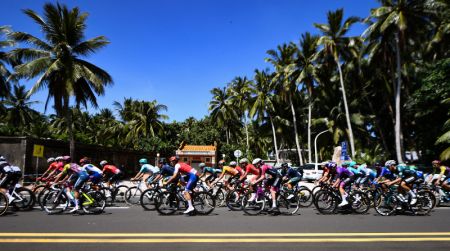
[218,160,225,165]
[0,156,5,161]
[432,160,441,165]
[239,158,249,164]
[55,156,63,161]
[252,158,262,165]
[139,158,148,164]
[199,163,206,169]
[47,157,55,163]
[281,163,289,168]
[169,156,179,162]
[100,160,108,166]
[229,161,237,166]
[385,160,396,166]
[62,156,71,162]
[327,162,337,169]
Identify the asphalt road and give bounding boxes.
[1,206,450,251]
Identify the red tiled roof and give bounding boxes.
[180,145,216,151]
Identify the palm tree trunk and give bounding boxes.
[394,32,404,163]
[307,102,312,163]
[336,58,355,158]
[63,101,75,160]
[289,94,303,166]
[269,113,280,164]
[244,115,249,153]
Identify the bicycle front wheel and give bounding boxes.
[125,187,142,205]
[313,190,337,214]
[0,192,9,216]
[350,191,370,214]
[225,191,242,211]
[374,192,398,216]
[298,187,313,207]
[140,188,159,211]
[42,191,68,214]
[12,187,36,211]
[277,194,298,215]
[242,192,265,216]
[193,191,215,215]
[154,191,180,215]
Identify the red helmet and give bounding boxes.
[169,156,179,162]
[432,160,441,165]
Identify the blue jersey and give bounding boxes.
[281,168,302,179]
[160,164,175,177]
[378,167,396,180]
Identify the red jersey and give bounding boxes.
[102,164,120,174]
[174,162,197,175]
[245,164,260,176]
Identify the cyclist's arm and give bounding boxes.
[332,178,340,188]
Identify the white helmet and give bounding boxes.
[239,158,249,164]
[252,158,262,165]
[385,160,397,166]
[47,157,55,163]
[0,156,5,161]
[55,156,63,161]
[229,161,237,166]
[199,163,206,169]
[100,160,108,166]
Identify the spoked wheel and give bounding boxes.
[113,185,129,205]
[213,189,226,207]
[100,188,114,207]
[225,191,243,211]
[0,192,9,216]
[37,188,52,208]
[155,191,180,215]
[374,192,398,216]
[82,191,106,214]
[42,191,69,214]
[412,191,435,216]
[313,190,337,214]
[298,187,313,207]
[192,191,215,215]
[241,192,265,216]
[277,194,298,215]
[140,188,159,211]
[12,188,36,211]
[350,191,370,214]
[125,187,142,205]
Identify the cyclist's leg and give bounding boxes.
[72,173,89,211]
[183,174,198,213]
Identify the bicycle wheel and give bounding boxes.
[350,191,370,214]
[214,189,226,207]
[37,187,52,208]
[374,192,398,216]
[113,185,129,204]
[140,188,159,211]
[100,187,114,207]
[277,194,298,215]
[225,190,242,211]
[125,186,142,205]
[193,191,215,215]
[154,191,179,215]
[0,192,8,216]
[242,192,265,216]
[412,190,434,216]
[313,190,337,214]
[12,187,35,211]
[82,191,106,214]
[298,187,313,207]
[42,191,69,214]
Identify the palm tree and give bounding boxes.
[364,0,430,162]
[250,69,280,163]
[9,3,112,158]
[0,25,14,99]
[228,76,252,152]
[266,43,305,165]
[314,8,361,158]
[209,87,239,144]
[289,32,319,163]
[1,85,39,128]
[436,98,450,160]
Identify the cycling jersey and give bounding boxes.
[378,167,396,180]
[396,165,416,178]
[336,167,354,179]
[203,166,221,174]
[102,164,121,175]
[260,164,279,177]
[281,167,302,179]
[160,164,175,177]
[439,166,450,176]
[140,164,160,174]
[82,164,103,175]
[174,163,197,175]
[348,167,363,176]
[244,164,260,176]
[221,166,243,176]
[62,163,86,175]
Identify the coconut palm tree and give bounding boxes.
[250,69,280,163]
[0,25,14,99]
[209,87,239,144]
[314,8,361,158]
[228,76,252,152]
[266,43,305,165]
[364,0,430,162]
[9,3,112,158]
[1,85,39,129]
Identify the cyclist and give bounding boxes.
[253,158,281,213]
[54,156,88,213]
[131,158,160,189]
[39,157,56,181]
[211,161,243,188]
[280,163,302,190]
[153,160,175,184]
[80,157,103,189]
[0,156,21,203]
[432,160,450,192]
[45,156,65,179]
[199,162,221,186]
[357,164,377,186]
[237,158,261,203]
[332,162,355,207]
[166,156,199,214]
[383,160,417,204]
[100,160,122,188]
[316,162,337,185]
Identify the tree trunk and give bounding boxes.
[394,33,404,163]
[336,58,355,158]
[269,113,280,164]
[64,103,75,160]
[244,115,249,153]
[307,102,312,163]
[289,94,303,166]
[226,129,229,144]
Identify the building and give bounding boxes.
[175,142,217,169]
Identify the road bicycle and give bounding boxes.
[314,185,370,214]
[9,184,35,211]
[374,185,434,216]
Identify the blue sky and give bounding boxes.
[2,0,378,122]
